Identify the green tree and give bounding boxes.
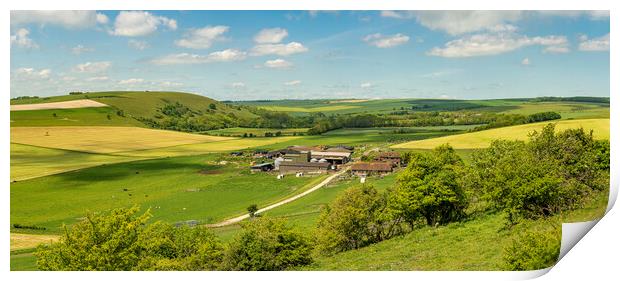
[247,204,259,218]
[137,222,224,270]
[387,144,468,227]
[315,185,389,255]
[223,218,313,270]
[209,103,217,110]
[36,206,151,270]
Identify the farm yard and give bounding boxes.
[9,91,611,271]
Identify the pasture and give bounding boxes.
[258,105,361,113]
[10,107,142,127]
[10,143,137,181]
[205,127,308,137]
[10,126,231,154]
[392,118,610,150]
[10,154,326,233]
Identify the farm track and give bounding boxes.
[207,167,351,227]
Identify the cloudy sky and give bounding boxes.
[10,10,610,100]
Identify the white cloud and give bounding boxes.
[119,78,144,85]
[543,45,570,54]
[13,67,51,79]
[111,11,177,37]
[382,11,608,35]
[73,61,111,73]
[11,11,108,29]
[264,59,293,69]
[250,42,308,56]
[254,28,288,44]
[96,13,109,24]
[413,11,523,35]
[284,80,301,86]
[363,33,410,48]
[149,49,247,65]
[521,58,531,65]
[10,28,39,49]
[160,81,183,87]
[128,39,150,50]
[360,82,373,88]
[86,76,109,82]
[71,45,94,55]
[427,33,568,58]
[231,82,246,88]
[578,34,610,52]
[175,26,229,49]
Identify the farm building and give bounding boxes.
[310,150,352,165]
[278,161,331,174]
[377,151,402,167]
[351,162,393,176]
[250,162,274,172]
[282,150,311,162]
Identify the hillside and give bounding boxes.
[392,118,610,150]
[11,91,260,130]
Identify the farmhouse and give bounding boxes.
[377,151,402,167]
[250,162,274,172]
[351,162,393,176]
[278,161,331,174]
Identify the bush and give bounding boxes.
[315,185,390,255]
[470,124,608,224]
[137,222,224,270]
[387,144,468,227]
[503,228,560,270]
[222,218,313,270]
[35,206,224,271]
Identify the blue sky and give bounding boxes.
[10,10,610,100]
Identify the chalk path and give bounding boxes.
[207,167,350,227]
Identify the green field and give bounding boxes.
[10,143,137,182]
[393,118,610,150]
[10,154,326,233]
[10,107,144,127]
[205,127,309,137]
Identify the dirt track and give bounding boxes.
[10,100,109,111]
[207,167,350,227]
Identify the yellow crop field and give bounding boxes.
[118,136,302,157]
[258,105,361,112]
[10,126,232,154]
[11,233,59,251]
[392,119,609,150]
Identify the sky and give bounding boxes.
[10,10,610,101]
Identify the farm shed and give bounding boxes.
[377,151,402,167]
[250,162,275,172]
[351,162,393,176]
[278,161,331,174]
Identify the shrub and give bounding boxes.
[222,218,313,270]
[315,185,390,255]
[503,228,560,270]
[387,144,468,227]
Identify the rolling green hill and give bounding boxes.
[11,91,260,129]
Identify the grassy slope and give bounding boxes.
[11,91,259,126]
[10,154,324,233]
[10,107,144,127]
[10,143,138,182]
[393,118,610,150]
[308,190,608,271]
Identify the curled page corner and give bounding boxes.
[558,220,601,260]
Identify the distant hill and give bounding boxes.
[10,91,261,131]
